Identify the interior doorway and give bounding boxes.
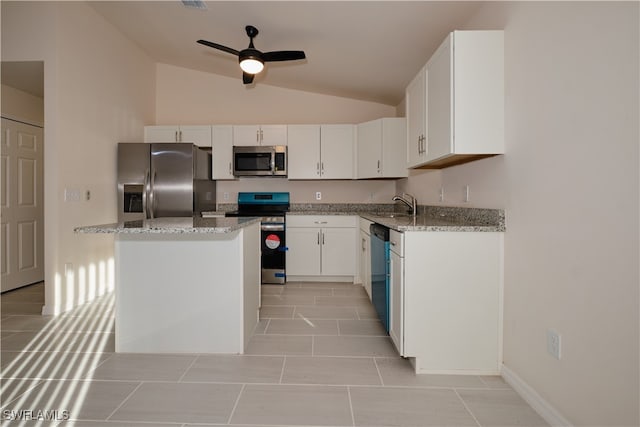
[1,61,45,301]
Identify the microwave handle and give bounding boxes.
[271,148,276,175]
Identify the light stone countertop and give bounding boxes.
[286,204,505,232]
[74,216,261,234]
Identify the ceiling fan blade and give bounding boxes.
[197,39,240,56]
[243,72,255,85]
[263,50,306,62]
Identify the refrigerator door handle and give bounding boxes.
[144,168,151,219]
[149,170,157,219]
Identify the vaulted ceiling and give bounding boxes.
[89,1,484,106]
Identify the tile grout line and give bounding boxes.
[105,380,144,421]
[347,386,356,427]
[176,354,200,382]
[454,388,482,427]
[279,355,287,384]
[225,383,246,425]
[372,357,385,386]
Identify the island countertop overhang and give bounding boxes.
[74,216,261,234]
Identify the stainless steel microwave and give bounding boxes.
[233,145,287,177]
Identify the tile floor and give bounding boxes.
[1,281,549,426]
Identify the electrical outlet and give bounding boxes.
[439,187,444,202]
[64,188,81,202]
[463,185,470,203]
[223,192,229,200]
[546,329,562,360]
[315,191,322,201]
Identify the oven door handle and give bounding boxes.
[261,224,285,231]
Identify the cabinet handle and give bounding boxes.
[228,162,232,175]
[322,232,325,245]
[390,241,397,247]
[362,238,366,251]
[321,162,324,172]
[314,221,328,224]
[317,231,320,245]
[175,130,179,142]
[317,162,321,175]
[260,129,264,142]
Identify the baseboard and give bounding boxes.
[501,364,573,427]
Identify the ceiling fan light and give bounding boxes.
[240,58,264,74]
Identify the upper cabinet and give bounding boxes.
[288,124,354,180]
[144,125,212,147]
[406,30,504,169]
[357,118,407,179]
[211,125,235,180]
[233,125,287,146]
[406,66,428,168]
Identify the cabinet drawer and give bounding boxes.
[389,229,404,256]
[286,215,357,228]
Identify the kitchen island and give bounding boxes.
[75,217,261,354]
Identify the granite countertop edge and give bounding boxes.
[74,217,261,234]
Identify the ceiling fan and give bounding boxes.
[197,25,306,85]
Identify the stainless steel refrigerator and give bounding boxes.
[117,143,216,222]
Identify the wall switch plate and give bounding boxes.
[315,191,322,201]
[547,329,562,360]
[223,192,229,200]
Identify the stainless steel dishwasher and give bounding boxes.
[370,223,390,332]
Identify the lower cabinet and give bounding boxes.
[359,218,373,300]
[390,230,503,375]
[389,230,404,354]
[286,215,357,282]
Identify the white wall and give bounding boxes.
[155,63,398,205]
[399,2,639,425]
[1,2,156,314]
[1,83,44,126]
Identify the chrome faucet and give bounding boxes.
[392,193,418,216]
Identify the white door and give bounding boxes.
[1,118,44,292]
[406,66,427,168]
[180,125,212,147]
[426,35,453,162]
[356,120,382,178]
[321,227,356,276]
[211,125,234,180]
[285,227,321,276]
[320,125,354,179]
[287,125,320,179]
[144,125,179,142]
[232,125,261,146]
[259,125,288,146]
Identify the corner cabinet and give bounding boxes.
[389,230,503,375]
[406,30,504,169]
[357,118,407,178]
[285,215,357,282]
[144,125,212,147]
[287,124,354,180]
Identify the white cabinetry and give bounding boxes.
[286,215,357,282]
[233,125,287,146]
[287,124,354,180]
[357,118,407,178]
[359,218,373,300]
[406,66,428,168]
[144,125,212,147]
[211,125,234,180]
[389,230,404,354]
[406,30,504,169]
[391,230,503,375]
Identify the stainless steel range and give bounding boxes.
[225,192,289,284]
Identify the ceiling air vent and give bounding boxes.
[181,0,207,10]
